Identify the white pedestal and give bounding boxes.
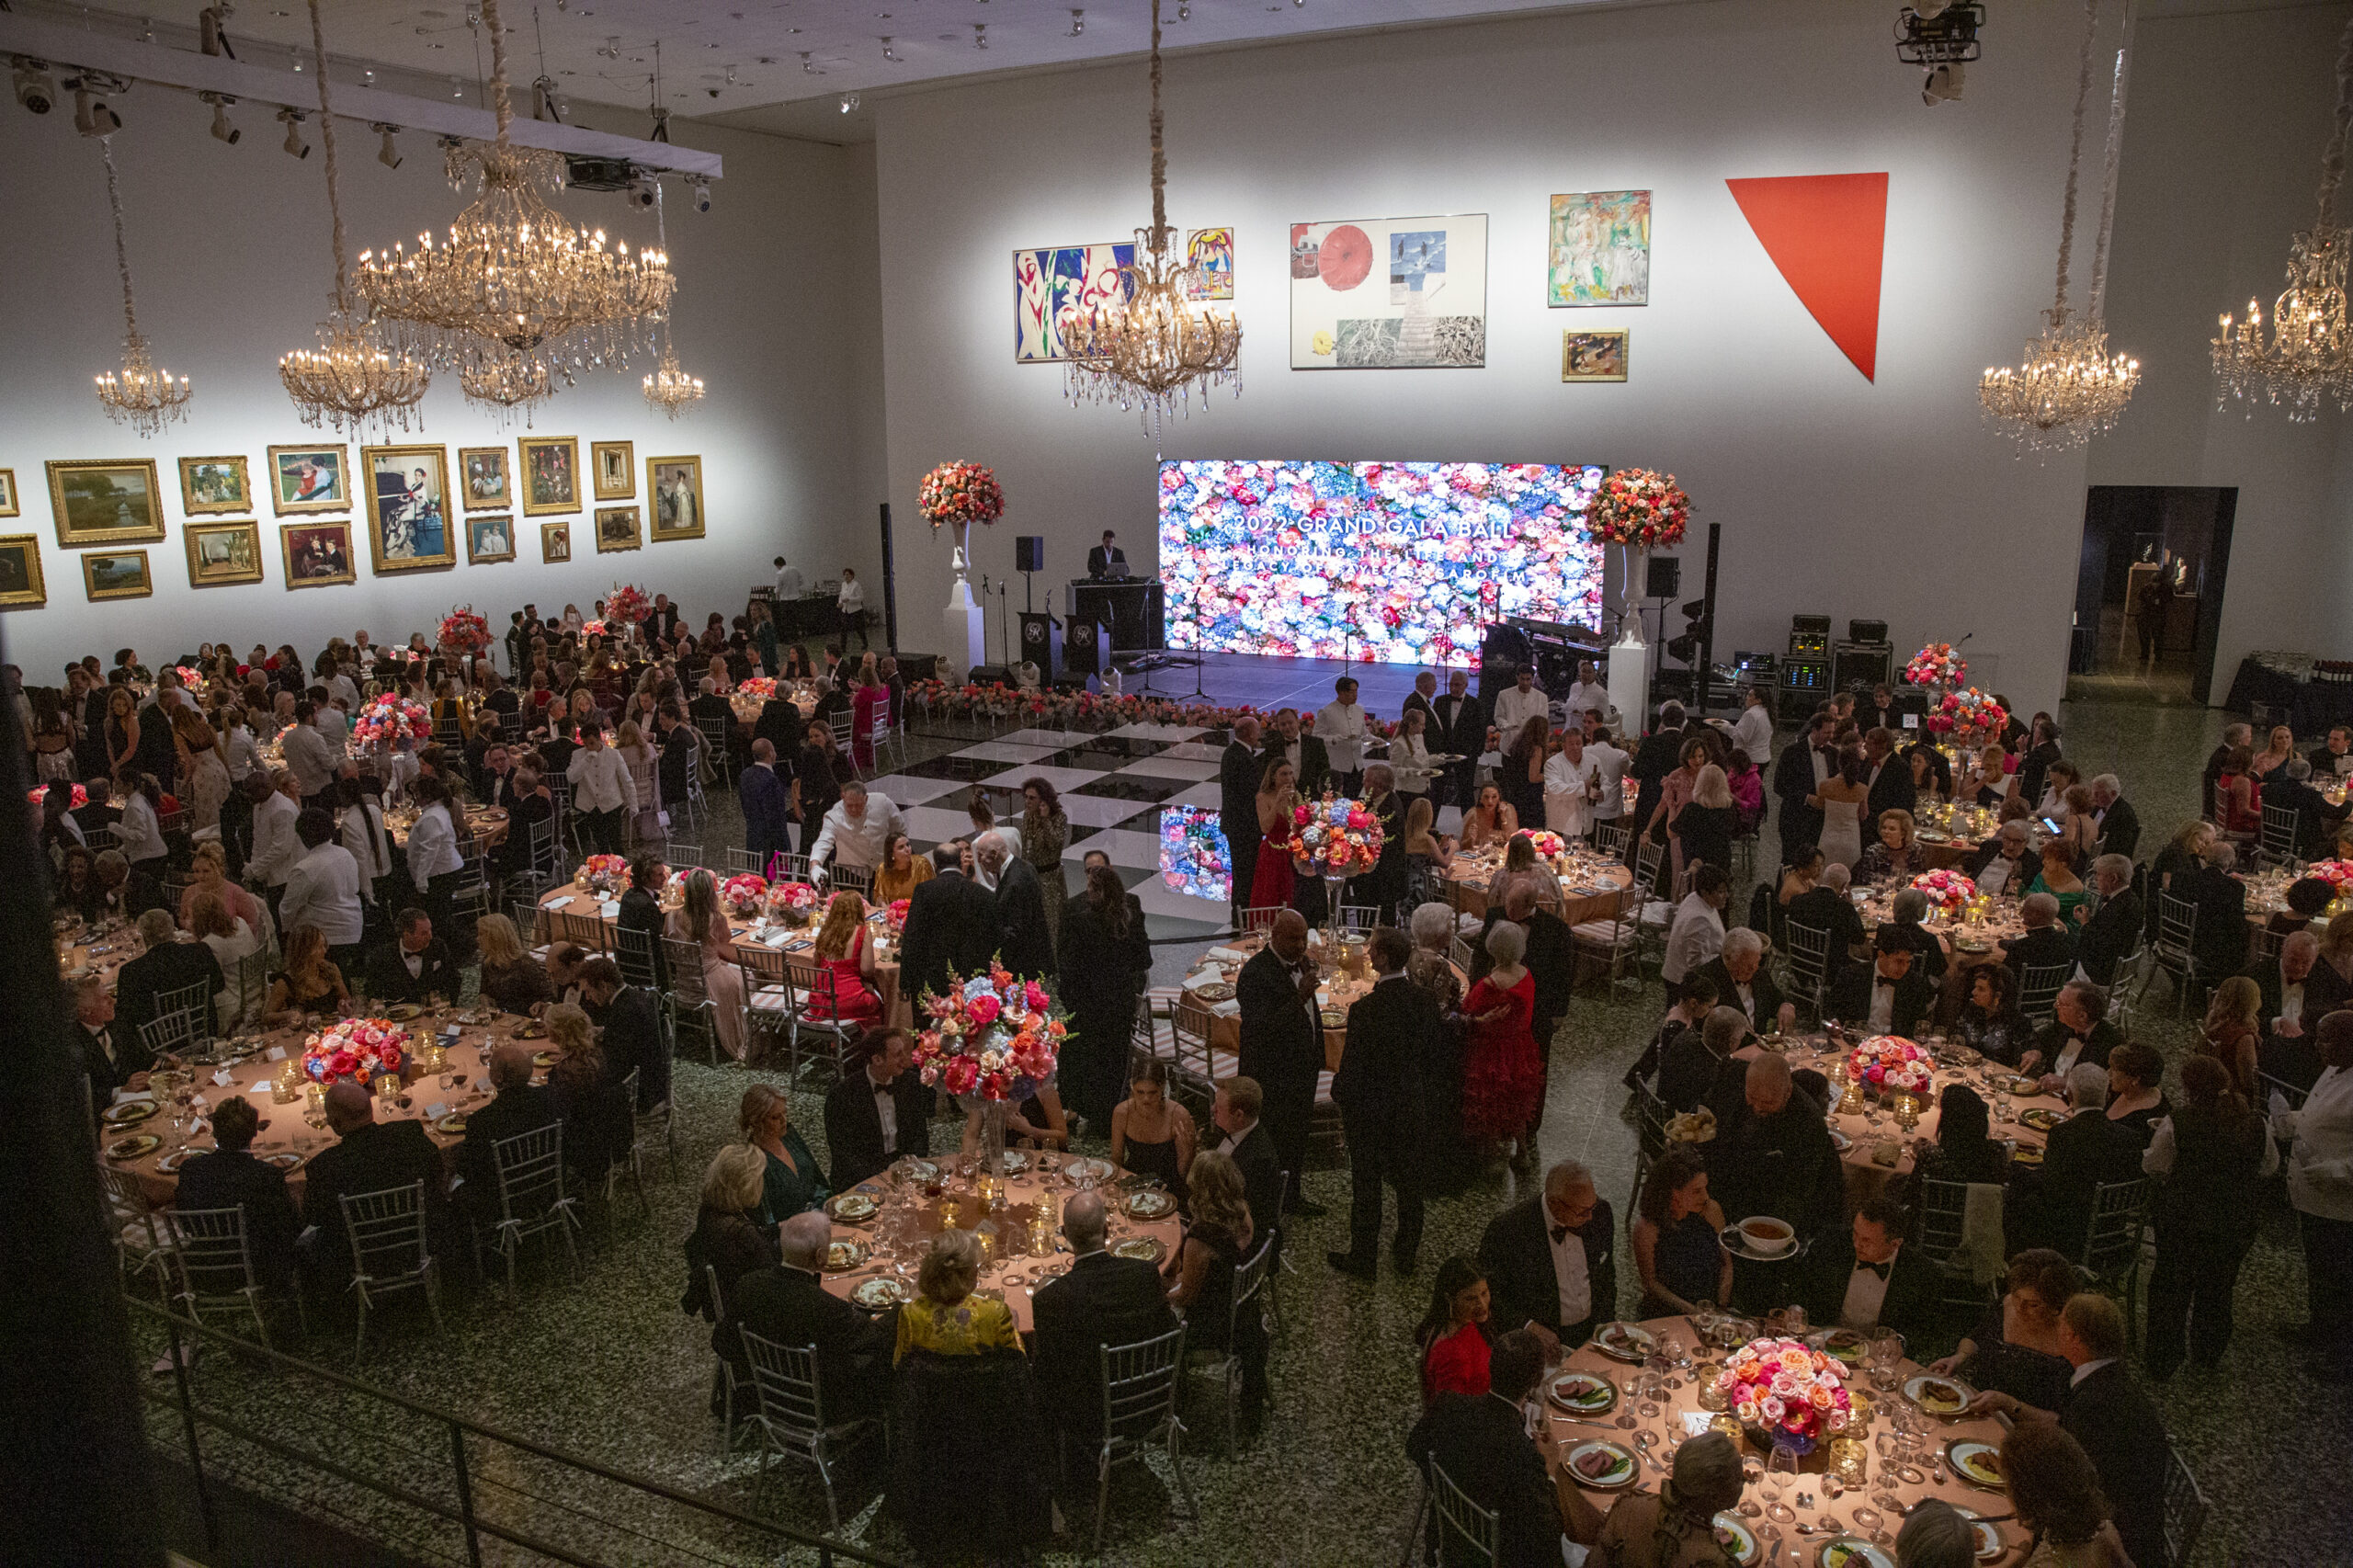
[1608,637,1649,734]
[942,576,986,676]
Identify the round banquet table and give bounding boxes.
[1175,928,1463,1073]
[1440,843,1635,926]
[725,683,820,733]
[818,1155,1183,1334]
[384,801,512,849]
[1548,1314,2027,1564]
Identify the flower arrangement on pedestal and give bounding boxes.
[302,1017,412,1085]
[172,665,208,696]
[438,607,493,657]
[1926,688,2009,747]
[605,585,653,628]
[578,853,629,892]
[1910,869,1977,914]
[917,460,1006,529]
[1715,1337,1852,1456]
[736,676,777,701]
[28,782,89,810]
[912,966,1066,1102]
[1904,642,1967,688]
[722,874,768,915]
[1586,469,1692,550]
[1291,793,1385,879]
[351,694,431,748]
[1848,1036,1933,1095]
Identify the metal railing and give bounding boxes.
[129,1298,906,1568]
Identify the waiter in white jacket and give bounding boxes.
[811,780,903,886]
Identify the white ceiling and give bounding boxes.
[42,0,1635,143]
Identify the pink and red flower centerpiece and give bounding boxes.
[1926,688,2008,747]
[1291,793,1386,879]
[1522,829,1569,864]
[736,676,777,701]
[351,694,432,748]
[766,881,822,921]
[917,460,1006,530]
[28,782,88,810]
[886,897,911,935]
[579,853,629,892]
[1848,1036,1934,1096]
[301,1017,412,1086]
[722,874,768,916]
[582,619,609,639]
[172,665,209,696]
[1904,642,1967,689]
[438,607,493,657]
[1715,1337,1853,1457]
[2310,861,2353,901]
[912,965,1066,1104]
[604,585,653,629]
[1910,869,1976,915]
[1585,468,1692,551]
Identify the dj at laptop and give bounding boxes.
[1086,529,1130,581]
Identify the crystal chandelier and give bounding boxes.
[1062,0,1241,435]
[353,0,673,408]
[2211,17,2353,421]
[459,355,553,426]
[92,139,190,437]
[1980,0,2141,452]
[279,0,430,436]
[642,181,704,418]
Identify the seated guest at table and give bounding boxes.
[2311,723,2353,780]
[1663,1005,1748,1117]
[613,851,670,992]
[263,923,351,1027]
[1895,1502,1978,1568]
[178,840,265,937]
[2173,836,2254,984]
[1477,1160,1615,1354]
[2051,781,2100,869]
[1404,1331,1569,1568]
[115,908,225,1039]
[1415,1256,1495,1400]
[2147,816,2213,913]
[1994,1420,2136,1568]
[1927,1248,2078,1412]
[2072,856,2141,986]
[363,907,456,1007]
[680,1143,780,1337]
[1997,892,2077,986]
[1907,1083,2012,1191]
[1585,1430,1747,1568]
[2214,744,2263,845]
[1828,929,1935,1039]
[1631,973,1721,1095]
[1631,1148,1731,1320]
[1878,887,1950,984]
[869,829,932,905]
[2200,973,2264,1096]
[1961,744,2009,810]
[1710,1054,1844,1251]
[473,913,553,1017]
[453,1041,561,1223]
[2021,981,2120,1085]
[1964,818,2036,900]
[68,975,143,1126]
[2268,875,2339,937]
[1109,1058,1197,1209]
[2143,1053,2275,1381]
[541,943,589,1014]
[1402,796,1455,904]
[1486,830,1563,915]
[2009,1064,2141,1255]
[1660,863,1731,988]
[1164,1148,1266,1421]
[187,891,263,1032]
[2102,1040,2168,1147]
[54,844,105,926]
[2023,842,2089,926]
[174,1096,301,1292]
[1460,782,1520,855]
[543,1003,632,1185]
[824,1026,933,1190]
[1806,1193,1932,1336]
[723,1210,893,1428]
[299,1079,451,1284]
[1030,1189,1177,1446]
[577,954,666,1112]
[1904,734,1954,804]
[1855,809,1924,885]
[738,1082,829,1223]
[1783,858,1868,975]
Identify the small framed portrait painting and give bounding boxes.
[541,521,572,563]
[0,534,46,607]
[47,459,165,546]
[592,440,635,501]
[648,454,705,540]
[178,454,253,516]
[460,446,513,512]
[281,521,357,588]
[0,470,18,518]
[267,445,351,515]
[186,519,264,586]
[1560,329,1629,383]
[362,444,455,572]
[83,549,153,601]
[520,435,582,516]
[468,513,517,564]
[595,505,642,553]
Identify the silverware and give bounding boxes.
[1552,1415,1618,1429]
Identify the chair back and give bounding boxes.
[2155,892,2199,960]
[1336,903,1382,933]
[722,846,768,878]
[1428,1457,1500,1568]
[141,983,212,1061]
[1633,836,1665,896]
[1783,919,1832,1008]
[169,1203,260,1303]
[2249,924,2285,973]
[1231,1230,1277,1339]
[99,1163,168,1254]
[703,1260,729,1324]
[233,949,274,1029]
[1913,1177,1971,1267]
[1633,1082,1671,1165]
[827,861,873,899]
[664,839,704,871]
[2018,961,2073,1027]
[339,1180,431,1287]
[1448,931,1474,971]
[2258,801,2302,867]
[616,924,661,991]
[625,756,658,812]
[1167,996,1220,1102]
[771,851,814,885]
[1099,1323,1188,1449]
[738,1326,830,1449]
[490,1120,571,1225]
[2162,1441,2211,1568]
[525,815,563,881]
[546,907,609,954]
[661,936,712,1006]
[2257,1071,2309,1113]
[2079,1176,2150,1283]
[1593,819,1631,860]
[826,711,855,751]
[694,715,733,769]
[1241,904,1285,935]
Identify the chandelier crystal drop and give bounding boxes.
[1062,0,1241,436]
[2211,17,2353,421]
[92,140,191,437]
[353,0,673,407]
[279,0,431,436]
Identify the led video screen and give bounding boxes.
[1157,460,1605,665]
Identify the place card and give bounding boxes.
[267,1046,288,1061]
[211,1069,233,1087]
[426,1102,449,1119]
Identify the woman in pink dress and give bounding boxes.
[800,890,882,1021]
[850,668,890,772]
[1248,758,1300,915]
[1460,919,1542,1165]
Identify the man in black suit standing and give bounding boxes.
[175,1097,301,1293]
[1257,708,1331,799]
[1400,670,1439,735]
[1862,727,1916,828]
[1826,933,1935,1040]
[1345,765,1409,915]
[1773,711,1839,862]
[1220,715,1264,923]
[1431,669,1486,811]
[900,846,1005,1005]
[722,1211,893,1421]
[1327,927,1433,1278]
[1806,1195,1934,1336]
[1708,1054,1844,1249]
[1029,1190,1177,1450]
[738,739,795,874]
[363,908,457,1007]
[1626,700,1688,857]
[1212,1076,1285,1240]
[824,1027,934,1189]
[1476,1160,1616,1353]
[2248,931,2323,1089]
[2088,774,2139,859]
[1236,910,1324,1217]
[453,1041,561,1226]
[1085,529,1129,581]
[579,956,668,1112]
[113,909,224,1038]
[1404,1331,1571,1568]
[300,1080,451,1283]
[976,835,1053,979]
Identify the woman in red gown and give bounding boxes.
[1461,919,1542,1165]
[1248,758,1300,915]
[800,890,882,1021]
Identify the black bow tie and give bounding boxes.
[1877,977,1897,988]
[1550,1225,1573,1245]
[1857,1259,1893,1279]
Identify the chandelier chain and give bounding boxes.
[2087,0,2134,324]
[101,140,140,340]
[483,0,515,144]
[307,0,351,311]
[2051,0,2101,323]
[2320,14,2353,232]
[1148,0,1167,248]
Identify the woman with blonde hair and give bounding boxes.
[799,888,881,1025]
[667,868,752,1059]
[179,839,266,936]
[614,718,662,842]
[1855,807,1921,884]
[2199,973,2263,1096]
[474,913,555,1017]
[1484,832,1562,915]
[173,709,232,830]
[2251,723,2297,779]
[1402,795,1454,908]
[896,1228,1020,1362]
[546,1002,631,1181]
[682,1143,779,1331]
[1671,761,1741,879]
[739,1083,830,1222]
[188,890,261,1029]
[1164,1148,1265,1420]
[1967,744,2011,808]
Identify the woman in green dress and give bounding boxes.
[2023,839,2091,928]
[739,1083,830,1223]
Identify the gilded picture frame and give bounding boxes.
[178,454,253,516]
[1561,329,1630,383]
[0,469,22,518]
[267,444,351,516]
[281,521,357,588]
[185,519,265,586]
[47,459,165,547]
[83,549,153,601]
[591,440,635,501]
[647,454,705,540]
[361,443,456,573]
[519,435,582,516]
[468,514,517,564]
[0,534,46,608]
[541,521,573,562]
[459,446,514,512]
[595,505,642,553]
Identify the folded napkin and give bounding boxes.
[598,901,621,918]
[1870,1141,1901,1168]
[545,895,574,911]
[1204,946,1249,963]
[1210,998,1242,1017]
[1181,971,1227,992]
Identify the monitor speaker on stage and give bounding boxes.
[1016,536,1045,574]
[1645,555,1681,599]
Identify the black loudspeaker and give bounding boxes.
[1017,611,1061,678]
[1015,536,1045,573]
[1645,555,1681,598]
[970,663,1015,687]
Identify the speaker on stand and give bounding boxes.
[1645,555,1682,600]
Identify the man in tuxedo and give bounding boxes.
[1257,708,1331,799]
[69,975,146,1128]
[2007,1064,2140,1256]
[1404,1332,1567,1568]
[175,1096,302,1292]
[1626,700,1688,852]
[363,908,457,1007]
[70,773,121,843]
[1400,670,1439,734]
[824,1027,934,1189]
[618,852,672,993]
[1806,1194,1933,1335]
[738,738,794,874]
[1473,883,1575,1128]
[1431,669,1486,810]
[453,1041,561,1225]
[2202,723,2252,819]
[2267,756,2353,860]
[2177,839,2252,983]
[2249,931,2323,1089]
[1826,932,1935,1040]
[1219,715,1264,923]
[1236,911,1324,1216]
[1862,727,1916,827]
[1772,712,1839,861]
[1708,1053,1843,1246]
[976,836,1053,979]
[722,1212,893,1422]
[1476,1161,1615,1352]
[2074,856,2142,986]
[900,846,1005,1006]
[1344,765,1408,915]
[1997,893,2077,986]
[2087,774,2139,859]
[300,1080,451,1282]
[1964,820,2037,900]
[114,909,224,1038]
[1029,1190,1178,1448]
[1694,928,1795,1038]
[1327,927,1434,1278]
[1662,1006,1749,1117]
[1085,529,1129,581]
[1783,859,1869,979]
[1859,685,1902,736]
[2310,724,2353,781]
[1213,1076,1285,1241]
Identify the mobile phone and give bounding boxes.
[2040,816,2061,834]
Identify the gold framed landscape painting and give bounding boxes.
[0,469,20,518]
[178,454,253,516]
[595,505,642,553]
[281,521,356,588]
[1561,329,1629,383]
[541,521,572,562]
[648,454,705,540]
[267,444,350,515]
[83,549,153,601]
[362,444,456,573]
[468,513,517,564]
[592,440,635,501]
[520,435,581,516]
[48,459,165,546]
[186,519,264,586]
[0,534,46,608]
[460,446,513,512]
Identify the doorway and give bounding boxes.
[2068,486,2236,705]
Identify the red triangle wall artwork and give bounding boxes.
[1724,172,1890,381]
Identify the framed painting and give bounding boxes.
[186,519,265,585]
[647,455,704,540]
[361,444,455,573]
[595,505,642,553]
[519,436,581,516]
[591,440,635,501]
[178,454,253,516]
[467,513,517,564]
[0,534,45,608]
[1013,242,1136,362]
[46,459,165,546]
[1185,227,1235,301]
[280,521,356,588]
[267,445,350,515]
[1289,215,1488,369]
[83,549,153,601]
[540,521,572,563]
[1561,329,1629,382]
[0,470,17,518]
[1548,190,1651,307]
[459,446,513,512]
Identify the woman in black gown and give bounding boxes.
[1054,864,1152,1128]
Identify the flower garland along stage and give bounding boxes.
[1292,793,1385,879]
[909,679,1259,734]
[351,693,431,748]
[303,1017,412,1085]
[1910,869,1976,914]
[1848,1035,1933,1096]
[917,460,1006,529]
[1904,642,1966,688]
[1716,1338,1853,1456]
[912,966,1065,1103]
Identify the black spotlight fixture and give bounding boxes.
[1896,1,1984,106]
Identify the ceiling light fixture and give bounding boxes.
[277,105,309,157]
[1070,10,1085,37]
[974,23,987,48]
[881,36,900,61]
[642,179,705,419]
[374,122,402,168]
[839,91,859,112]
[92,137,191,437]
[1896,2,1983,106]
[202,91,240,144]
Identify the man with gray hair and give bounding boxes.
[2022,980,2119,1085]
[1999,891,2077,984]
[1894,1498,1979,1568]
[1347,761,1406,912]
[1966,817,2034,900]
[2268,754,2353,860]
[722,1210,892,1421]
[1031,1189,1177,1444]
[2203,722,2253,819]
[979,831,1053,980]
[2087,772,2138,858]
[2075,854,2143,986]
[2176,835,2250,983]
[1219,713,1265,922]
[1661,1004,1753,1115]
[1476,1159,1616,1353]
[809,778,903,885]
[2008,1060,2140,1255]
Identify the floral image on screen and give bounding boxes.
[1159,804,1232,903]
[1158,460,1605,665]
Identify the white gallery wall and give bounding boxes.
[0,93,880,678]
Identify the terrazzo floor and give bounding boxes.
[135,686,2349,1567]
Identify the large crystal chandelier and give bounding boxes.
[642,181,704,419]
[1980,0,2141,452]
[353,0,673,409]
[92,139,190,437]
[279,0,430,436]
[2211,16,2353,421]
[459,355,553,426]
[1062,0,1241,435]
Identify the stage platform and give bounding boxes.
[1106,648,1444,718]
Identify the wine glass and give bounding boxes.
[1765,1445,1800,1518]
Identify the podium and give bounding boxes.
[1070,578,1165,655]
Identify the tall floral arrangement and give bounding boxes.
[1585,468,1691,550]
[172,665,209,696]
[302,1017,412,1085]
[918,460,1006,529]
[605,585,653,628]
[351,693,431,747]
[912,966,1066,1103]
[1904,642,1966,687]
[1291,793,1385,879]
[438,607,493,656]
[1714,1338,1852,1455]
[1926,688,2008,745]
